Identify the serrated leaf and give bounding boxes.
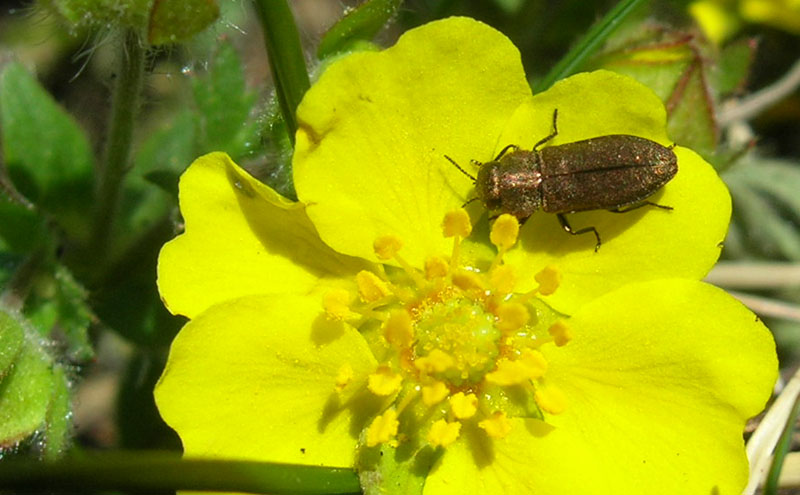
[0,335,54,447]
[591,34,694,102]
[713,37,756,96]
[148,0,220,45]
[0,63,94,241]
[41,366,71,460]
[317,0,403,59]
[192,41,256,156]
[666,60,718,158]
[0,310,24,379]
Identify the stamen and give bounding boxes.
[422,381,449,406]
[368,365,403,396]
[548,320,572,347]
[451,270,484,292]
[374,235,425,289]
[323,289,358,320]
[478,411,512,439]
[425,256,449,280]
[449,392,478,419]
[415,349,455,374]
[515,265,562,304]
[357,270,393,303]
[535,265,561,296]
[366,409,399,447]
[495,302,529,333]
[489,214,519,272]
[427,419,461,448]
[442,209,472,271]
[534,382,567,414]
[490,265,516,295]
[374,236,403,260]
[485,349,548,386]
[335,364,353,391]
[383,309,414,348]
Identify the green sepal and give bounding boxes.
[357,438,441,495]
[0,314,54,447]
[0,310,24,379]
[24,264,94,362]
[316,0,403,59]
[41,366,72,460]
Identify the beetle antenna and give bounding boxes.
[444,155,476,182]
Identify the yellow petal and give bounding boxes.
[425,279,776,495]
[294,17,531,269]
[500,72,730,314]
[154,294,378,467]
[158,152,367,318]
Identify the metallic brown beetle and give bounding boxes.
[446,109,677,251]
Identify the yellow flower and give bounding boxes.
[155,17,776,494]
[691,0,800,43]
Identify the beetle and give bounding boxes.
[445,109,678,251]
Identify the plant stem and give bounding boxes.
[90,29,146,272]
[253,0,310,145]
[0,452,361,494]
[534,0,648,92]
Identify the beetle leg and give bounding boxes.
[462,197,480,208]
[557,213,601,252]
[608,200,673,213]
[533,109,559,151]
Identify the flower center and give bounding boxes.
[323,209,572,450]
[414,296,500,385]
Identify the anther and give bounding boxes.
[478,411,512,439]
[383,309,414,348]
[422,381,449,406]
[449,392,478,419]
[534,382,567,414]
[548,320,572,347]
[427,419,461,448]
[357,270,393,303]
[366,409,399,447]
[368,365,403,396]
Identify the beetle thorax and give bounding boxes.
[476,151,544,220]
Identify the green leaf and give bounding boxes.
[41,366,71,460]
[0,327,54,446]
[0,196,48,254]
[317,0,403,59]
[147,0,220,45]
[0,310,24,379]
[192,41,257,157]
[0,62,94,240]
